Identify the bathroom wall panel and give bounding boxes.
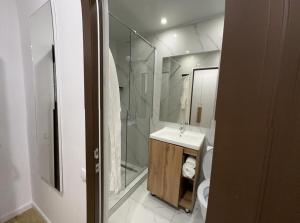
[207,0,300,223]
[16,0,87,222]
[0,0,32,220]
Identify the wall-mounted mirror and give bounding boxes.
[29,1,62,192]
[159,51,220,128]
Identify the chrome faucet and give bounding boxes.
[179,122,186,136]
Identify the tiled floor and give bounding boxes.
[5,208,45,223]
[109,180,204,223]
[109,165,145,209]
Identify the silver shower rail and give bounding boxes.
[109,12,156,49]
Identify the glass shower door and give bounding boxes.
[109,12,155,198]
[109,16,131,190]
[124,32,155,186]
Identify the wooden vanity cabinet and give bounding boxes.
[148,139,202,211]
[147,139,183,207]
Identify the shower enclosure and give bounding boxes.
[109,14,155,209]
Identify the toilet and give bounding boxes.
[197,146,213,221]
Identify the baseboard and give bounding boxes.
[0,202,32,223]
[32,202,52,223]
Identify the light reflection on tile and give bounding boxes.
[110,199,170,223]
[109,180,204,223]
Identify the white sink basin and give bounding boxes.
[150,127,205,150]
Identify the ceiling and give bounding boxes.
[109,0,225,35]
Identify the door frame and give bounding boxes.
[81,0,104,222]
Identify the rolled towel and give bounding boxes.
[184,162,195,169]
[182,163,196,179]
[185,157,196,168]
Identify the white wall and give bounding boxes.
[0,0,32,221]
[16,0,87,222]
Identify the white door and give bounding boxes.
[190,69,219,128]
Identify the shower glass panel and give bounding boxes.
[109,15,131,191]
[126,33,155,186]
[109,14,155,193]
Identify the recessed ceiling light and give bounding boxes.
[186,50,190,54]
[161,17,167,25]
[173,34,177,38]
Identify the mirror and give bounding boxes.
[159,51,221,127]
[29,1,62,192]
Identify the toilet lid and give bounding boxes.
[203,149,213,179]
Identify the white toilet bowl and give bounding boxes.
[198,179,210,220]
[197,147,213,221]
